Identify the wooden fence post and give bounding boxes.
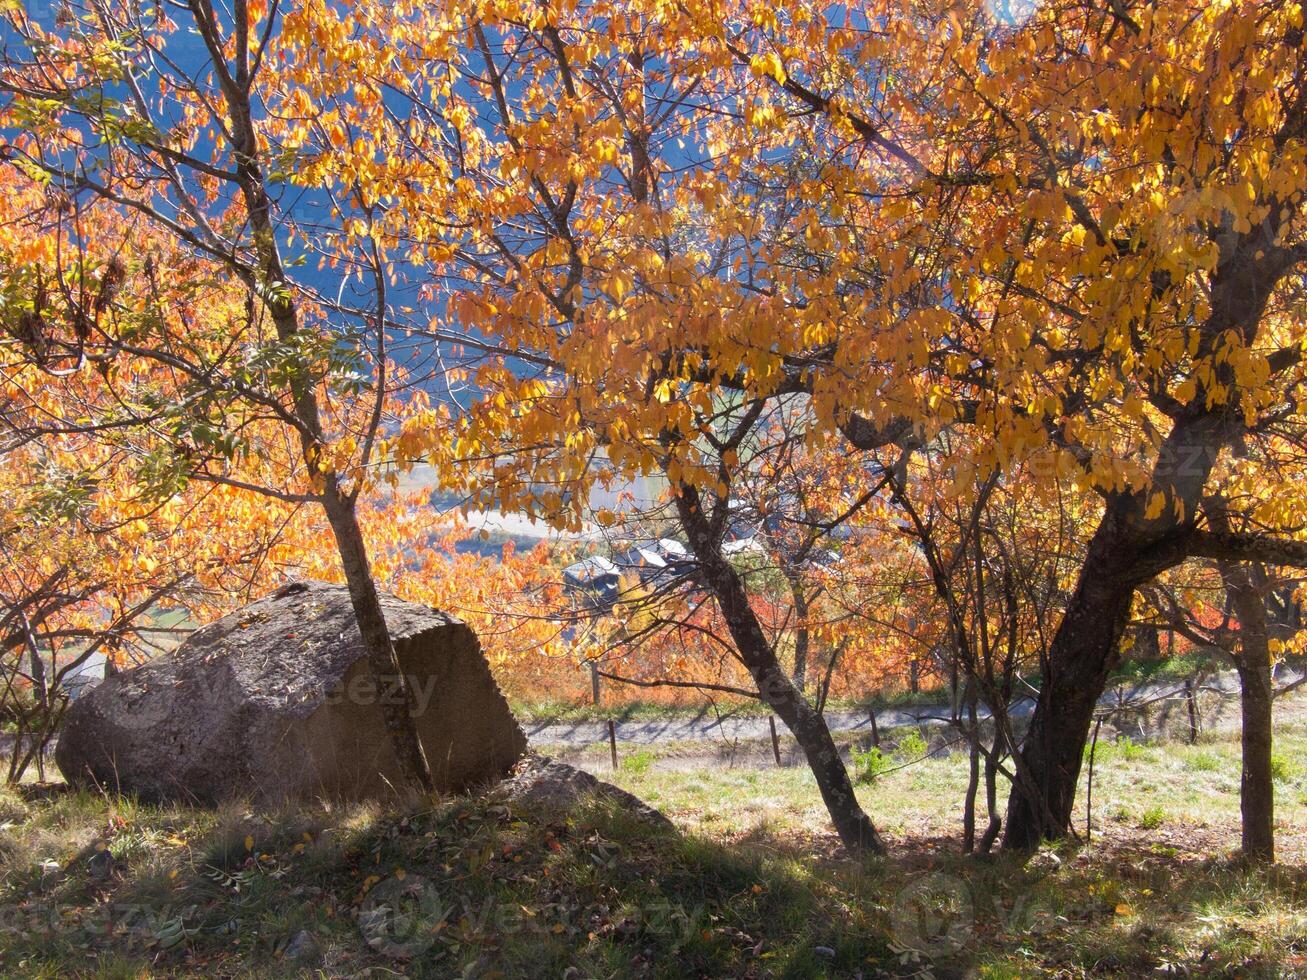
[768,716,782,766]
[608,719,618,770]
[1185,677,1200,744]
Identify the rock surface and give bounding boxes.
[491,754,673,830]
[56,581,527,804]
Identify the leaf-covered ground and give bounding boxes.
[0,721,1303,978]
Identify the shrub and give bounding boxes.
[1186,750,1223,772]
[850,746,891,784]
[895,729,928,762]
[1139,806,1166,830]
[1270,753,1296,783]
[1086,735,1149,764]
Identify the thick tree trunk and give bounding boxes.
[323,491,433,792]
[1221,561,1275,864]
[676,487,885,855]
[1135,624,1161,659]
[993,205,1296,850]
[1002,522,1138,849]
[1002,406,1233,850]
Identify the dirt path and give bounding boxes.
[524,668,1304,750]
[522,699,1032,749]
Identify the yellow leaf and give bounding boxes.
[1144,490,1166,521]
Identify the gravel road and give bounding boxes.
[523,669,1302,750]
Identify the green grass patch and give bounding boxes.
[619,748,655,776]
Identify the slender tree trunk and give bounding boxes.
[1220,560,1275,864]
[962,691,980,853]
[978,727,1003,854]
[184,2,435,793]
[676,487,885,855]
[788,573,809,694]
[1184,676,1200,745]
[323,491,433,792]
[1235,656,1274,863]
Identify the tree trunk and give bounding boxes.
[962,691,980,853]
[186,8,435,795]
[978,727,1003,854]
[997,218,1293,850]
[1002,525,1137,849]
[788,574,809,694]
[1135,624,1161,659]
[1002,409,1231,850]
[323,491,433,793]
[676,487,885,855]
[1221,560,1275,864]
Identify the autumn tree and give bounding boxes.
[484,0,1307,849]
[9,0,1307,858]
[0,314,341,780]
[0,0,458,787]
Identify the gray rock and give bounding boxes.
[55,581,527,804]
[491,754,673,830]
[86,846,115,881]
[283,929,320,963]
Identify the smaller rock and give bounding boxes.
[491,754,673,831]
[86,846,116,881]
[1027,849,1063,875]
[284,929,320,963]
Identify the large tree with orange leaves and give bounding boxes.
[369,0,1307,851]
[5,0,1307,858]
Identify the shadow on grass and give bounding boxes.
[0,786,1302,978]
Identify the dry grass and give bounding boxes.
[0,718,1301,977]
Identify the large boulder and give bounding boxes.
[55,581,527,804]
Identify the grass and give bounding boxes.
[0,722,1304,977]
[619,748,655,776]
[509,697,764,726]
